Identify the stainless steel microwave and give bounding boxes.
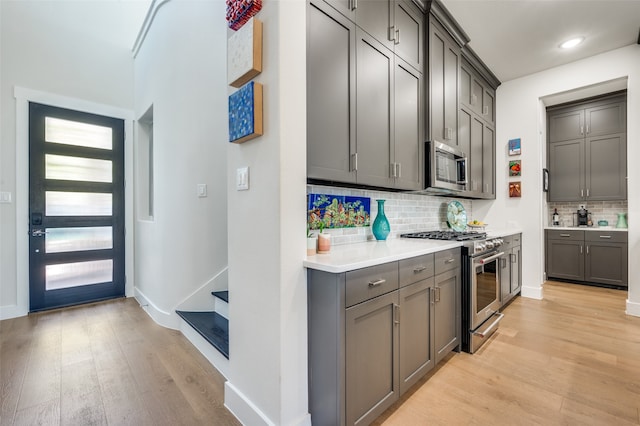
[425,141,467,193]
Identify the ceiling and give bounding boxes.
[440,0,640,83]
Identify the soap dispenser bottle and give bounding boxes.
[552,208,560,226]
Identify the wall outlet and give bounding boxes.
[0,192,11,203]
[197,184,207,197]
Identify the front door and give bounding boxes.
[29,102,125,311]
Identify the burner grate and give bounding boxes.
[400,230,487,241]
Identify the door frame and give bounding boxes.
[11,86,135,319]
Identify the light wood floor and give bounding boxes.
[374,281,640,425]
[0,297,239,426]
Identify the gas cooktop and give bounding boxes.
[400,230,487,241]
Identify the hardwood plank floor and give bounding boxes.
[0,298,239,426]
[374,281,640,425]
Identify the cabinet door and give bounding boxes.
[585,242,628,287]
[460,63,472,109]
[393,0,424,72]
[434,268,460,364]
[549,108,584,142]
[393,57,423,190]
[468,113,483,193]
[585,101,626,137]
[482,88,495,124]
[356,0,393,51]
[546,239,584,281]
[323,0,356,20]
[356,30,394,188]
[470,76,484,116]
[499,253,511,306]
[548,139,584,202]
[458,107,472,172]
[307,1,356,183]
[482,125,495,198]
[510,245,521,294]
[429,20,459,146]
[585,134,627,201]
[399,278,434,395]
[346,291,399,426]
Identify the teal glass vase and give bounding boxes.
[372,199,390,240]
[616,213,627,229]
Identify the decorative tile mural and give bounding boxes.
[226,0,262,31]
[229,81,263,144]
[308,193,371,230]
[228,18,263,88]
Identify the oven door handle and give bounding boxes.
[477,252,505,265]
[472,312,504,338]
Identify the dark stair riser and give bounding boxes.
[211,291,229,303]
[176,310,229,359]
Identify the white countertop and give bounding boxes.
[304,239,462,273]
[486,228,523,238]
[545,226,627,232]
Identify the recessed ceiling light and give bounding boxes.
[560,37,585,49]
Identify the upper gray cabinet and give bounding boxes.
[393,0,424,71]
[428,16,459,148]
[307,0,356,183]
[547,94,627,202]
[460,64,495,125]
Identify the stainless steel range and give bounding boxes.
[401,230,504,353]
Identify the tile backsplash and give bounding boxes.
[548,201,628,227]
[307,184,473,246]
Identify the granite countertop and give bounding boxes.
[545,226,628,232]
[303,238,463,273]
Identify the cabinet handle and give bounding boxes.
[396,162,401,178]
[501,258,506,268]
[395,29,400,45]
[586,245,589,255]
[351,153,358,172]
[368,279,386,287]
[510,253,516,263]
[471,94,477,106]
[435,287,441,303]
[483,105,489,115]
[560,234,571,237]
[390,163,396,178]
[586,124,590,134]
[586,189,589,197]
[581,189,584,197]
[444,127,453,140]
[352,0,357,10]
[430,288,435,305]
[599,235,612,239]
[580,245,583,254]
[444,258,455,264]
[413,266,427,273]
[580,125,584,135]
[388,26,396,42]
[394,304,400,324]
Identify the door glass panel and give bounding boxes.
[45,227,113,253]
[46,191,112,216]
[45,117,113,150]
[45,154,112,183]
[46,259,113,290]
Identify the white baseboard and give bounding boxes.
[626,299,640,317]
[0,304,28,321]
[179,317,230,379]
[520,284,543,300]
[134,288,180,330]
[224,381,275,426]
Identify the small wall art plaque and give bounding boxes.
[509,160,521,176]
[508,138,521,156]
[226,0,262,31]
[509,181,522,198]
[229,81,263,144]
[228,18,263,88]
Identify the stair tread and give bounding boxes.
[211,291,229,303]
[176,310,229,359]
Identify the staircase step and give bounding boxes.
[212,291,229,303]
[176,310,229,359]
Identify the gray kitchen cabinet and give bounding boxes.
[323,0,393,51]
[585,231,628,287]
[307,0,356,183]
[433,248,461,363]
[500,234,522,307]
[546,229,628,287]
[393,0,424,71]
[356,29,394,188]
[547,94,627,202]
[308,248,461,425]
[429,16,459,149]
[346,289,399,426]
[482,125,495,197]
[546,230,585,281]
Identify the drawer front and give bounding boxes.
[585,231,627,243]
[546,230,584,241]
[501,235,513,248]
[435,248,461,275]
[399,254,435,288]
[346,262,399,307]
[511,233,521,246]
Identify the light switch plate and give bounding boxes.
[197,184,207,198]
[237,167,249,191]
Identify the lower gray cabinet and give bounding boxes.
[500,234,522,306]
[546,230,627,287]
[308,249,460,425]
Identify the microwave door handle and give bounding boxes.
[456,157,468,185]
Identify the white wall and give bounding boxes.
[483,44,640,314]
[132,1,229,328]
[224,0,310,424]
[0,1,135,318]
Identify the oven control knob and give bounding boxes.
[485,241,494,249]
[494,238,503,247]
[475,243,485,252]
